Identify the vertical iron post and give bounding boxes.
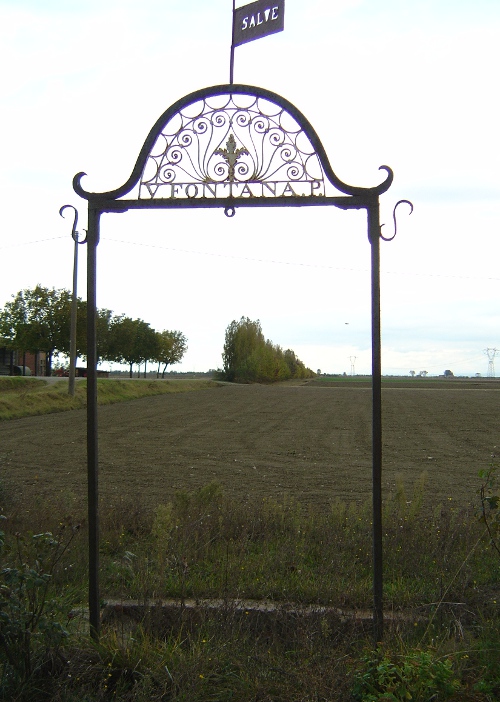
[86,204,100,640]
[368,199,383,643]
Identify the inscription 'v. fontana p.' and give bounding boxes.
[142,179,325,200]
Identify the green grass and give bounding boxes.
[2,478,500,700]
[0,377,221,421]
[309,374,500,389]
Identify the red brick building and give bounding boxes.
[0,346,46,376]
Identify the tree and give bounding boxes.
[75,303,115,365]
[249,339,289,382]
[220,316,314,383]
[108,316,157,377]
[1,286,187,377]
[0,296,27,349]
[222,317,265,382]
[284,348,310,379]
[0,285,73,375]
[154,330,188,377]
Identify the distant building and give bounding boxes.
[0,345,47,376]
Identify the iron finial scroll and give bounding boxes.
[380,199,413,242]
[59,204,88,245]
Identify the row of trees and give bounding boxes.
[0,285,187,377]
[220,317,315,383]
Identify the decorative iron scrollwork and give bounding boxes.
[139,93,326,200]
[73,84,395,203]
[380,199,413,242]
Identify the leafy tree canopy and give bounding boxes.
[155,330,188,378]
[220,316,315,384]
[1,287,188,377]
[0,285,72,375]
[108,316,158,377]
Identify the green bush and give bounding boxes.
[352,648,460,701]
[0,518,80,692]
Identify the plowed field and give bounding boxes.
[1,380,498,510]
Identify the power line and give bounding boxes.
[389,353,489,373]
[3,233,497,283]
[102,237,369,275]
[101,236,500,283]
[0,236,67,250]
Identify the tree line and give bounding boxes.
[0,285,187,377]
[219,317,315,383]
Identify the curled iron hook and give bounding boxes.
[224,206,236,218]
[59,204,88,244]
[380,199,413,242]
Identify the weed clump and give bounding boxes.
[352,648,460,701]
[2,475,500,700]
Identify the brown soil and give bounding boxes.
[1,380,498,511]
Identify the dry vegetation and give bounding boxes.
[0,376,219,421]
[1,377,500,700]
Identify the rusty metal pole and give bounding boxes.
[368,198,383,643]
[86,204,100,640]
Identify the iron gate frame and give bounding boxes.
[73,83,408,642]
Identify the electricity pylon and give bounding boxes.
[484,348,499,378]
[350,356,357,376]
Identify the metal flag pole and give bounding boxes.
[230,0,236,84]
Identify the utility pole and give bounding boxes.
[60,205,87,395]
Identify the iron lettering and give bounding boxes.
[233,0,284,47]
[140,180,325,200]
[241,7,279,31]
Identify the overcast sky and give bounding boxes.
[1,0,499,376]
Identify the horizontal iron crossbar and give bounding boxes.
[92,195,371,214]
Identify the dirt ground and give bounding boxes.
[1,380,498,512]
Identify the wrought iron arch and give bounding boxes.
[74,84,393,209]
[74,83,411,643]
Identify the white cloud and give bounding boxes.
[1,0,499,375]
